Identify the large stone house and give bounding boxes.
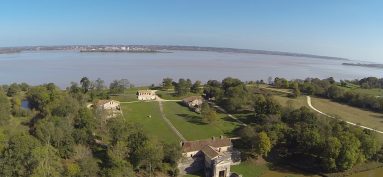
[178,137,241,177]
[182,96,203,112]
[94,100,121,118]
[137,90,156,100]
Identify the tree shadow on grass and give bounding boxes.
[370,114,383,119]
[176,113,207,125]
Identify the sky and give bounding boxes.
[0,0,382,62]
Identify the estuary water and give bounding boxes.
[0,50,381,88]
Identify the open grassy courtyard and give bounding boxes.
[121,102,180,143]
[162,101,241,141]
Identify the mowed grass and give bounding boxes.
[162,101,241,141]
[273,95,308,109]
[231,162,319,177]
[121,102,180,143]
[310,97,383,132]
[156,90,201,100]
[342,86,383,97]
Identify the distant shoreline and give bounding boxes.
[0,45,349,61]
[342,63,383,69]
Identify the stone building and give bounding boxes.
[182,96,203,112]
[137,90,156,100]
[178,137,241,177]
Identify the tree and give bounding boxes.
[174,78,190,96]
[0,134,41,177]
[0,92,11,125]
[162,78,173,90]
[94,78,105,91]
[201,102,218,123]
[255,132,272,156]
[31,145,63,177]
[80,77,91,93]
[110,79,131,94]
[7,83,21,97]
[136,139,164,174]
[191,80,202,93]
[163,143,182,166]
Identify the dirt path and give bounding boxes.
[306,96,383,134]
[157,101,187,141]
[209,102,247,127]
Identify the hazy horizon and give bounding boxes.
[1,0,382,62]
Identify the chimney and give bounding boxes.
[220,135,224,139]
[212,136,215,140]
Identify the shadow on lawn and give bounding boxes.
[370,114,383,119]
[176,113,207,125]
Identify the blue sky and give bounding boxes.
[0,0,382,62]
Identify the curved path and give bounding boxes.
[306,96,383,134]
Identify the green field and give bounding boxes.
[162,101,241,140]
[232,162,319,177]
[121,102,180,143]
[156,90,201,100]
[310,97,383,132]
[273,93,383,133]
[273,95,308,109]
[341,86,383,97]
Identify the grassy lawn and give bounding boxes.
[162,101,241,141]
[110,94,137,102]
[273,95,308,109]
[156,90,201,100]
[348,167,383,177]
[340,86,383,97]
[231,162,319,177]
[121,102,180,144]
[310,96,383,132]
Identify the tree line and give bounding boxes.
[273,77,383,113]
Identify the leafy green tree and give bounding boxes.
[163,143,182,166]
[31,145,63,177]
[109,79,131,94]
[80,77,91,93]
[336,132,362,171]
[162,78,173,90]
[0,134,41,177]
[201,102,218,123]
[204,80,223,100]
[7,83,21,97]
[0,92,11,125]
[191,80,202,93]
[255,132,272,156]
[77,157,100,177]
[174,78,191,96]
[136,139,164,174]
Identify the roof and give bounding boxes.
[201,146,220,159]
[182,96,203,103]
[137,90,155,94]
[181,137,232,153]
